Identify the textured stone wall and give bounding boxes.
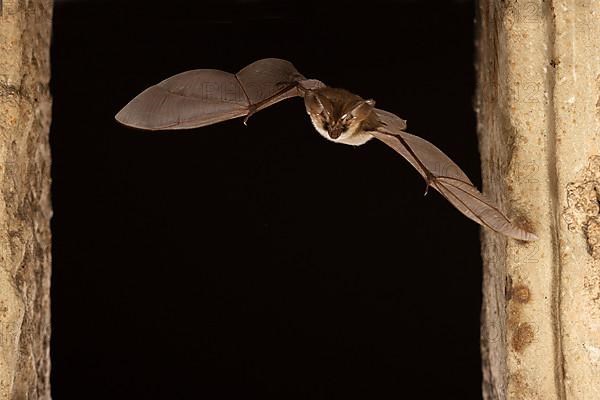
[0,0,53,398]
[476,1,600,399]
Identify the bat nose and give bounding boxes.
[328,127,342,139]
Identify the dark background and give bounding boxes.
[50,0,483,398]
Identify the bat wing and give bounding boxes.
[370,109,538,241]
[115,58,324,130]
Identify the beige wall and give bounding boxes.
[477,1,600,399]
[0,1,53,399]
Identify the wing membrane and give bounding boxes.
[236,58,304,112]
[371,109,537,241]
[115,58,318,130]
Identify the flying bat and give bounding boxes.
[115,58,537,241]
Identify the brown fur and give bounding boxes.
[313,87,382,131]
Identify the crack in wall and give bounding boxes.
[546,1,567,399]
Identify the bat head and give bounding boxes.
[305,88,376,145]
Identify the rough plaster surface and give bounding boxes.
[476,0,600,399]
[0,0,53,399]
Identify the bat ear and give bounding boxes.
[351,99,376,120]
[305,91,324,115]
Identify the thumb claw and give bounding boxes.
[243,105,258,126]
[423,174,434,196]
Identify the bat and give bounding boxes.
[115,58,538,241]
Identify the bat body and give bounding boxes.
[116,58,538,241]
[304,87,378,146]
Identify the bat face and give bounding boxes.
[304,88,377,146]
